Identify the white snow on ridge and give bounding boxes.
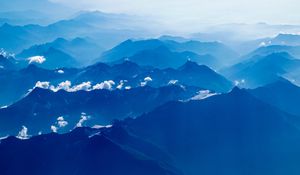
[190,90,218,101]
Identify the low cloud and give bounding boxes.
[35,81,50,89]
[51,125,58,133]
[116,80,128,90]
[51,80,72,92]
[93,80,115,90]
[16,126,30,140]
[76,113,89,127]
[57,69,64,74]
[141,76,153,87]
[70,82,92,92]
[27,56,46,64]
[33,80,117,92]
[57,116,68,127]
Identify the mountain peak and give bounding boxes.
[178,60,211,72]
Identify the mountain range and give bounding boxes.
[222,52,300,88]
[124,87,300,175]
[0,61,232,106]
[99,39,238,69]
[0,126,181,175]
[0,85,200,136]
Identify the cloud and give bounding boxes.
[57,116,68,127]
[35,81,50,89]
[27,56,46,64]
[17,126,30,140]
[51,80,72,92]
[93,80,115,90]
[51,125,58,133]
[141,76,152,87]
[144,77,153,82]
[116,80,128,89]
[57,69,64,74]
[33,80,117,93]
[70,82,92,92]
[76,113,89,127]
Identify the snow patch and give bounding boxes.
[190,90,218,101]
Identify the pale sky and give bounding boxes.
[51,0,300,25]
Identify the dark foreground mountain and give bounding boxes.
[0,85,200,136]
[0,126,181,175]
[124,87,300,175]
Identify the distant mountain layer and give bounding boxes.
[99,39,238,68]
[17,37,103,68]
[0,11,152,53]
[0,126,181,175]
[246,45,300,58]
[122,46,217,69]
[222,52,300,88]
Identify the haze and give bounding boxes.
[51,0,300,26]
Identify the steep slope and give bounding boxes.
[126,46,217,69]
[249,78,300,116]
[164,40,239,66]
[0,64,77,106]
[0,61,232,106]
[222,52,300,88]
[18,37,103,66]
[0,127,181,175]
[0,85,199,136]
[99,39,238,68]
[100,39,165,62]
[17,46,78,69]
[126,88,300,175]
